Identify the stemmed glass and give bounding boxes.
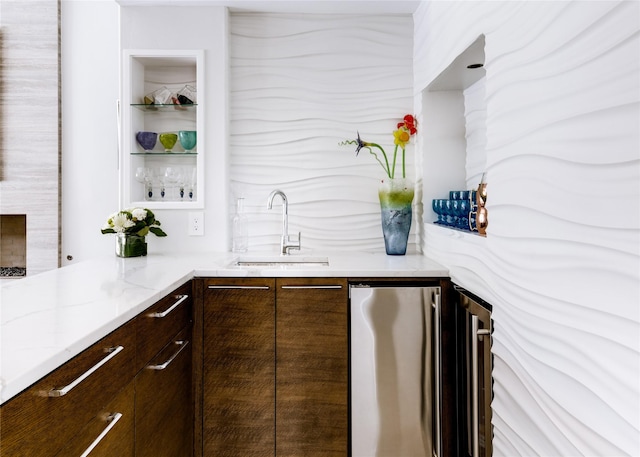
[135,167,156,200]
[187,167,196,200]
[450,200,461,227]
[458,199,471,230]
[432,199,444,224]
[432,199,441,224]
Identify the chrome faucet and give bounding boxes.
[267,190,301,255]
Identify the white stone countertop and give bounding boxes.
[0,251,447,404]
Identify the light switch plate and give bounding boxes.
[189,212,204,236]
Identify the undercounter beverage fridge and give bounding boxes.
[350,283,442,457]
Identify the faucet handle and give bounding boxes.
[285,232,301,254]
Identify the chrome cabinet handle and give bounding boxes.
[471,315,480,457]
[471,317,490,457]
[148,294,188,318]
[208,285,270,290]
[79,412,123,457]
[48,346,124,397]
[432,291,442,457]
[146,340,189,371]
[280,285,343,289]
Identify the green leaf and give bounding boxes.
[149,226,168,237]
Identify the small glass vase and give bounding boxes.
[115,233,147,258]
[378,178,415,255]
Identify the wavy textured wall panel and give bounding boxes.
[417,1,640,455]
[229,13,414,253]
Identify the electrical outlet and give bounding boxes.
[189,212,204,236]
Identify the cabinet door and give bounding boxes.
[55,382,135,457]
[136,282,192,371]
[0,321,136,457]
[136,326,193,457]
[275,278,348,457]
[202,278,276,457]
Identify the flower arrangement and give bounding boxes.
[341,114,418,179]
[101,208,167,237]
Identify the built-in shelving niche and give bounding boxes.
[421,35,486,238]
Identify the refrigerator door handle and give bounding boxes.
[432,290,442,457]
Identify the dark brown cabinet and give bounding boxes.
[200,277,276,456]
[0,318,137,457]
[0,282,194,457]
[197,277,348,457]
[275,278,348,457]
[135,282,194,457]
[56,382,136,457]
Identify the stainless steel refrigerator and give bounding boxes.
[350,283,442,457]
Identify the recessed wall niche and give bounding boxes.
[420,35,486,229]
[0,215,27,277]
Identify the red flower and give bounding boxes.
[397,114,417,135]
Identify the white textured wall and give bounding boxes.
[229,12,414,253]
[1,0,59,275]
[415,1,640,455]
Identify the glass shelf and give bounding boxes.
[131,103,198,112]
[131,152,197,156]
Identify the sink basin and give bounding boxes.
[231,255,329,267]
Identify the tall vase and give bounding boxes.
[115,233,148,258]
[378,178,415,255]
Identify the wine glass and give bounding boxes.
[458,199,471,230]
[143,168,158,200]
[135,167,147,183]
[176,168,186,200]
[450,199,461,228]
[187,167,197,200]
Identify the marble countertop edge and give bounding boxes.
[1,251,448,404]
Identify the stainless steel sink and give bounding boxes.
[231,255,329,267]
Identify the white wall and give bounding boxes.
[63,5,415,258]
[61,0,120,264]
[62,3,230,261]
[228,12,414,253]
[415,1,640,455]
[119,6,229,254]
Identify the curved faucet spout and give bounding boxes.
[267,190,300,255]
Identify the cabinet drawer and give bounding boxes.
[55,382,135,457]
[136,282,192,370]
[0,320,136,457]
[136,326,193,457]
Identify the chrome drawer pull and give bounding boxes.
[208,285,270,290]
[280,285,343,289]
[80,412,123,457]
[146,340,189,371]
[148,294,189,318]
[48,346,124,397]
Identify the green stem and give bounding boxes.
[391,144,399,179]
[367,143,391,178]
[402,147,406,178]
